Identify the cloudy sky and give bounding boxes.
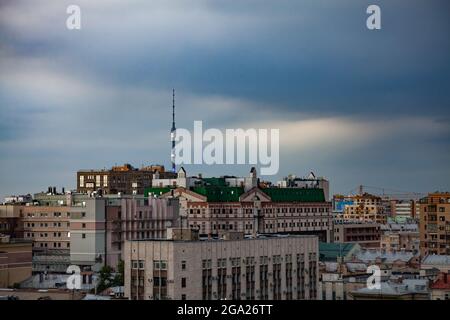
[1,0,449,198]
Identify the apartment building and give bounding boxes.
[104,196,181,268]
[1,193,183,274]
[343,193,386,224]
[124,230,319,300]
[333,220,381,249]
[77,164,175,195]
[419,192,450,256]
[380,222,420,253]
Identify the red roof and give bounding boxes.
[430,278,450,290]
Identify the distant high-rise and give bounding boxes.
[170,89,176,173]
[419,192,450,256]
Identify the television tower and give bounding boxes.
[170,89,176,173]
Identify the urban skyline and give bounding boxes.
[1,0,450,200]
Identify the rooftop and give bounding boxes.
[356,250,417,263]
[422,255,450,266]
[319,242,360,261]
[261,188,326,202]
[131,233,317,243]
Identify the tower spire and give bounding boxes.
[171,89,176,173]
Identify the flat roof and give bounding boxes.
[129,233,318,243]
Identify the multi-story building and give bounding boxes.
[380,222,420,253]
[342,193,386,224]
[77,164,175,195]
[104,196,181,268]
[419,192,450,256]
[124,229,319,300]
[148,185,332,242]
[276,172,330,202]
[333,220,381,249]
[0,205,23,238]
[0,192,182,276]
[0,235,32,288]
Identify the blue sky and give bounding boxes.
[1,0,449,198]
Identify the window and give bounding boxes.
[82,233,86,239]
[82,212,86,218]
[153,260,167,270]
[79,175,85,187]
[181,260,186,270]
[82,223,86,228]
[181,278,186,288]
[181,294,186,300]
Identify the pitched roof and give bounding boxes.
[145,187,173,197]
[191,186,244,202]
[319,242,359,261]
[422,255,450,266]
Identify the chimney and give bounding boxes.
[52,187,57,195]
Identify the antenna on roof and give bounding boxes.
[170,89,176,173]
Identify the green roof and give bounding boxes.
[191,186,244,202]
[319,242,358,262]
[201,177,227,187]
[144,187,173,197]
[261,188,325,202]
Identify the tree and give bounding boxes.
[113,260,124,286]
[96,265,113,293]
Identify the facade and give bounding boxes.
[150,185,332,242]
[392,200,417,219]
[342,193,386,224]
[419,192,450,256]
[333,220,380,249]
[0,205,23,238]
[0,236,32,287]
[124,231,319,300]
[380,222,420,254]
[105,196,181,268]
[318,262,369,300]
[77,164,175,195]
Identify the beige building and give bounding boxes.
[381,232,420,253]
[419,192,450,256]
[333,220,380,248]
[0,236,32,288]
[343,193,386,224]
[124,231,319,300]
[153,186,332,242]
